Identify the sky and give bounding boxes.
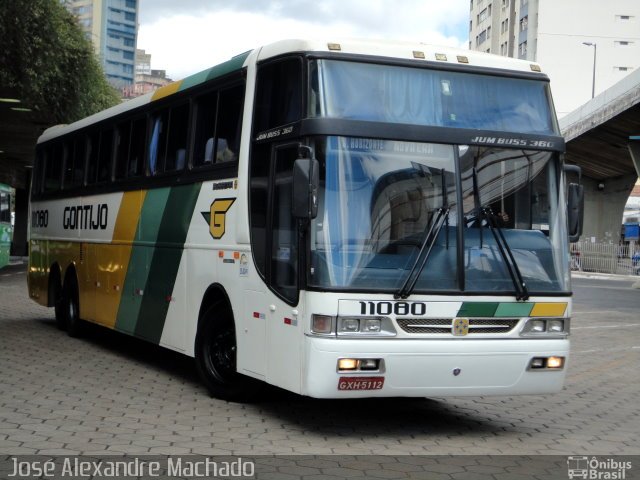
[137,0,470,80]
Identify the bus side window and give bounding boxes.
[44,143,64,192]
[86,131,100,184]
[0,192,10,223]
[97,129,114,183]
[72,136,86,187]
[254,58,302,132]
[64,136,86,189]
[193,91,218,167]
[129,117,146,177]
[115,121,132,180]
[149,110,168,175]
[165,103,189,172]
[215,84,243,163]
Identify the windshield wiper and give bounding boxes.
[470,167,528,300]
[394,207,449,299]
[482,206,529,301]
[395,169,450,300]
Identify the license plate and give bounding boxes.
[338,376,385,391]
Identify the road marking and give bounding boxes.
[573,323,640,330]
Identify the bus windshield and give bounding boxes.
[309,137,570,295]
[310,59,559,135]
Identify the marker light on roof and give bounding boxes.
[530,64,542,72]
[435,53,448,61]
[327,43,341,51]
[413,51,425,59]
[457,55,469,64]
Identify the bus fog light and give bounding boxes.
[312,315,334,334]
[548,319,564,333]
[338,358,358,371]
[547,356,564,369]
[341,318,360,332]
[362,319,381,332]
[359,359,379,370]
[530,357,545,369]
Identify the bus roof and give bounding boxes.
[38,38,546,144]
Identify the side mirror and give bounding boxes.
[292,147,319,219]
[564,165,584,242]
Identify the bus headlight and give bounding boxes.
[520,318,569,337]
[337,317,396,337]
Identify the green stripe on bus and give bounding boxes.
[134,183,201,343]
[494,303,534,317]
[179,53,250,91]
[457,302,499,317]
[115,188,171,334]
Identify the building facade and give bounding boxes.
[65,0,138,89]
[469,0,640,117]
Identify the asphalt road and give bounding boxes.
[0,264,638,478]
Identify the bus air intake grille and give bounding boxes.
[396,318,520,334]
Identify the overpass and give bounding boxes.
[561,67,640,243]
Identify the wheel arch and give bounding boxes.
[196,283,235,342]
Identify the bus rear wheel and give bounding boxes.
[62,275,83,338]
[195,304,262,402]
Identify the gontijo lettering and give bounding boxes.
[63,204,108,230]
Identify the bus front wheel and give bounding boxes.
[195,304,262,402]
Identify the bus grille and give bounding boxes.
[396,318,519,335]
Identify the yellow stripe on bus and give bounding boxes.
[530,302,567,317]
[95,191,147,328]
[151,81,183,101]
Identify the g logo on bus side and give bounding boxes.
[201,198,235,239]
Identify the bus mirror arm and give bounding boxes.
[564,165,584,242]
[292,148,319,220]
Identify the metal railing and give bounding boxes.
[570,241,640,275]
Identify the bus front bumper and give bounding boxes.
[302,337,569,398]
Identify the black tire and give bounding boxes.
[195,303,262,402]
[51,275,66,330]
[62,275,83,338]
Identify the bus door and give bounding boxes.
[267,143,303,391]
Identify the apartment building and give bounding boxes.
[469,0,640,116]
[65,0,139,89]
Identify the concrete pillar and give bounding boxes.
[580,173,637,243]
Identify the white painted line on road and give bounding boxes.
[633,346,640,350]
[574,349,603,353]
[573,323,640,330]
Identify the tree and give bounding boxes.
[0,0,120,124]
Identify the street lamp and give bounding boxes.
[582,42,597,98]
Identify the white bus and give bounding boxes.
[29,39,583,400]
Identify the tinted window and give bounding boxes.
[255,58,302,132]
[216,85,243,163]
[86,131,100,184]
[149,109,168,175]
[193,91,217,167]
[115,121,132,179]
[165,103,189,171]
[129,117,146,177]
[193,84,244,168]
[97,129,114,182]
[0,193,10,223]
[44,143,64,192]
